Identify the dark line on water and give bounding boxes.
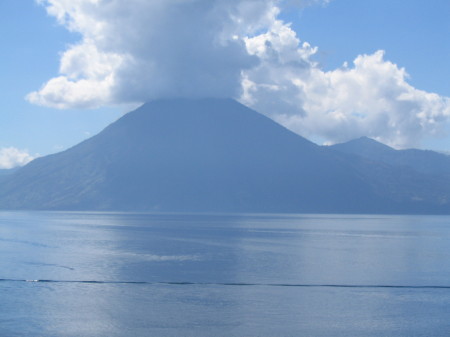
[1,278,450,289]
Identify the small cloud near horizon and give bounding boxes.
[0,147,37,169]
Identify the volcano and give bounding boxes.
[0,98,449,213]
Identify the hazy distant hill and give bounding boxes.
[0,98,449,213]
[328,137,450,212]
[331,137,450,176]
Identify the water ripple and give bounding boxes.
[0,278,450,289]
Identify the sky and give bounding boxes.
[0,0,449,168]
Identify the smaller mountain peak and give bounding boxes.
[352,136,383,144]
[329,136,395,159]
[340,136,393,150]
[356,136,373,141]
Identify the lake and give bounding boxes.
[1,212,450,336]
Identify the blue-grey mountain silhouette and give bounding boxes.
[0,167,19,183]
[0,98,449,213]
[0,168,18,176]
[331,136,450,176]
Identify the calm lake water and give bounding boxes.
[1,212,450,336]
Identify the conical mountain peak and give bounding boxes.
[1,98,449,213]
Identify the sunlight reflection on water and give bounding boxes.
[1,212,450,336]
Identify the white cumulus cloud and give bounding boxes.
[28,0,283,108]
[0,148,36,169]
[242,22,450,148]
[29,0,450,148]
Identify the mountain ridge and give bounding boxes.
[331,136,450,176]
[1,98,449,214]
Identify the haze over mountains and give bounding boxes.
[0,98,449,214]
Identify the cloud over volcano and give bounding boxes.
[29,0,450,148]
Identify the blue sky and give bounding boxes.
[0,1,122,157]
[288,0,449,96]
[0,0,449,167]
